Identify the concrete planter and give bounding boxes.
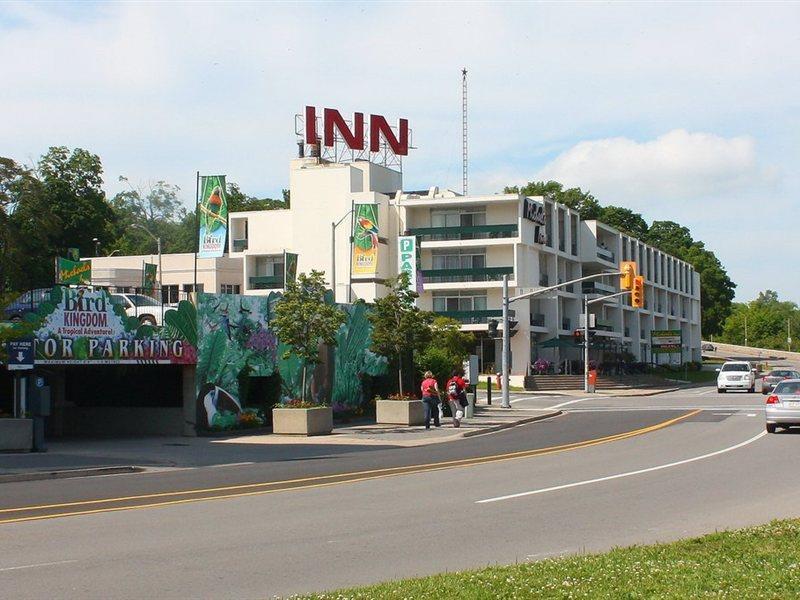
[375,399,425,426]
[0,418,33,452]
[272,406,333,436]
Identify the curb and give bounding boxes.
[461,410,562,438]
[0,465,143,484]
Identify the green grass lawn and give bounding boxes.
[474,380,524,392]
[299,519,800,599]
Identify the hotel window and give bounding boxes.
[221,284,241,294]
[430,208,486,228]
[255,256,285,280]
[431,249,486,270]
[161,285,179,303]
[432,291,488,312]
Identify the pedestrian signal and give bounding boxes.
[620,261,637,290]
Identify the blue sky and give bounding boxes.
[2,1,799,302]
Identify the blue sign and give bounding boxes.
[6,338,34,370]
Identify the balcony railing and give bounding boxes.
[249,275,283,290]
[596,247,615,263]
[233,239,248,252]
[433,309,511,325]
[408,224,518,242]
[531,313,545,327]
[595,319,614,332]
[421,266,513,284]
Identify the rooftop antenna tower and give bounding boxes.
[462,67,468,196]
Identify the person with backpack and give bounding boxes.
[446,368,468,428]
[420,370,440,429]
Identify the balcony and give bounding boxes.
[539,274,549,286]
[531,313,545,327]
[561,318,571,331]
[421,266,513,284]
[434,309,505,325]
[624,327,631,338]
[408,224,518,242]
[249,275,283,290]
[233,239,248,252]
[596,247,615,263]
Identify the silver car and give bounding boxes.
[765,379,800,433]
[761,369,800,395]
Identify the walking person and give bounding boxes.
[446,368,467,428]
[420,370,440,429]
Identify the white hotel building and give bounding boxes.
[93,152,701,378]
[223,156,702,376]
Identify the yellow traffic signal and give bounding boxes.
[631,275,644,308]
[620,261,637,290]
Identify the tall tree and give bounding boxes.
[272,270,345,402]
[36,146,115,258]
[598,206,649,238]
[368,273,433,396]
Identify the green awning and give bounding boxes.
[536,337,579,349]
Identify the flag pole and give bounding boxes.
[193,171,200,292]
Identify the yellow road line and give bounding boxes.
[0,410,699,525]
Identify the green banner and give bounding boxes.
[198,175,228,258]
[142,262,157,293]
[56,257,91,285]
[284,252,298,287]
[351,204,379,276]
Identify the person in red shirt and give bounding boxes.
[445,369,467,428]
[420,370,440,429]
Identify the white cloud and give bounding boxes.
[536,130,778,205]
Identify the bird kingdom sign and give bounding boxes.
[297,106,413,170]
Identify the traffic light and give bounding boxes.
[488,319,499,338]
[631,275,644,308]
[620,261,637,290]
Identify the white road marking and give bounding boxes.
[476,430,767,504]
[546,397,594,409]
[0,560,77,573]
[697,389,717,396]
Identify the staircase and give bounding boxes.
[523,374,665,391]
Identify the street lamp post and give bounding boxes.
[331,209,354,303]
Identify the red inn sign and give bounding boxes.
[297,106,413,170]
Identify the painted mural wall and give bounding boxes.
[194,292,387,431]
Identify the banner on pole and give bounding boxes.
[142,262,158,293]
[351,204,379,276]
[198,175,228,258]
[284,252,298,287]
[56,257,92,285]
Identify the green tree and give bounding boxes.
[368,272,433,396]
[598,206,649,239]
[721,290,799,350]
[37,146,115,258]
[226,182,289,212]
[272,270,345,402]
[109,180,192,255]
[415,317,475,384]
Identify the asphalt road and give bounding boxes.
[2,385,797,599]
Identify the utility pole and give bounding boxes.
[462,68,468,196]
[584,294,590,392]
[744,312,748,347]
[788,318,792,352]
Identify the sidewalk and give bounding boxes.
[0,406,560,483]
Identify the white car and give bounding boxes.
[110,293,171,326]
[716,361,756,393]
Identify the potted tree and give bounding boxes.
[272,270,345,435]
[369,273,433,425]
